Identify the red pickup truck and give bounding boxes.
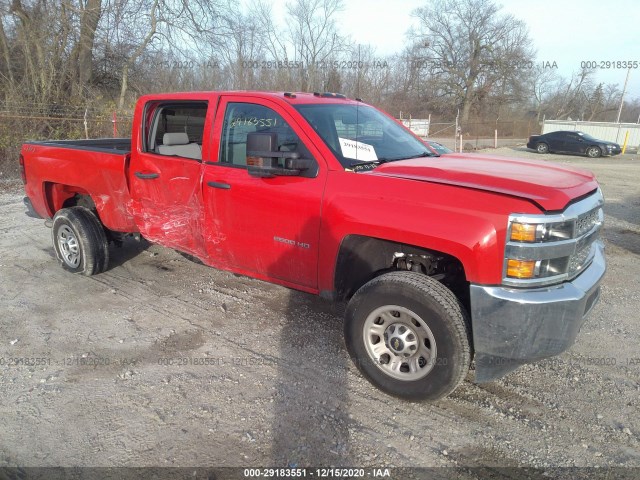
[20,91,605,400]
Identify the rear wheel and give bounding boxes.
[536,142,549,154]
[586,146,601,158]
[344,271,472,401]
[52,207,109,275]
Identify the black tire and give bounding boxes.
[344,271,472,401]
[586,146,601,158]
[52,207,109,276]
[536,142,549,154]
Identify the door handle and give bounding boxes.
[207,181,231,190]
[135,171,159,180]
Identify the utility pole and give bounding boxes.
[616,68,631,123]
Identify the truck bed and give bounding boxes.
[25,138,131,154]
[22,138,137,232]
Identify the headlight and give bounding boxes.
[509,220,573,242]
[503,191,604,286]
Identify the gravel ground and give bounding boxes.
[0,149,639,477]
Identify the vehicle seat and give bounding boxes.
[158,132,202,160]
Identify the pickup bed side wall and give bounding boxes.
[317,171,542,292]
[22,143,137,232]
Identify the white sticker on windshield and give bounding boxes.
[338,137,378,161]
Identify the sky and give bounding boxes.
[270,0,640,101]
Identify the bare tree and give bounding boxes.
[529,66,560,122]
[0,0,103,103]
[286,0,346,91]
[413,0,534,122]
[250,1,299,90]
[75,0,102,89]
[2,0,636,177]
[601,84,622,122]
[104,0,219,109]
[9,0,48,99]
[115,0,158,109]
[547,67,594,120]
[251,1,289,62]
[0,7,14,85]
[210,1,265,90]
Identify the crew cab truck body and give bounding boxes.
[20,91,606,400]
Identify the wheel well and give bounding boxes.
[44,183,94,216]
[62,193,96,210]
[334,235,469,310]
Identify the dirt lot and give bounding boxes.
[0,148,639,477]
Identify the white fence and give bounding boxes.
[401,119,430,137]
[542,120,640,148]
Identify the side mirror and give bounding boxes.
[246,132,312,178]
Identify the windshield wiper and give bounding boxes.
[350,151,433,172]
[399,151,434,160]
[374,152,433,163]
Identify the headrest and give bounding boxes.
[163,132,190,146]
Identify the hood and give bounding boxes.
[368,153,599,211]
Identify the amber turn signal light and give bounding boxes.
[510,222,537,242]
[506,259,536,279]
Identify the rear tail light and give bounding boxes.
[19,154,26,184]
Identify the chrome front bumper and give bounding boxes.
[470,241,606,382]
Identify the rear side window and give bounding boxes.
[144,101,208,160]
[219,103,303,166]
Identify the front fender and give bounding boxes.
[317,171,542,293]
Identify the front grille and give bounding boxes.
[576,209,600,237]
[569,243,593,276]
[568,205,602,278]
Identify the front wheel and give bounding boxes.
[52,207,109,275]
[344,271,472,401]
[586,146,601,158]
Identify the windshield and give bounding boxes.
[427,141,453,155]
[295,104,433,170]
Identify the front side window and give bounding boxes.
[295,103,434,170]
[577,132,598,142]
[219,103,305,167]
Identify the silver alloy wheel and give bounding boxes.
[587,146,601,158]
[537,143,549,153]
[57,224,81,268]
[363,305,437,381]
